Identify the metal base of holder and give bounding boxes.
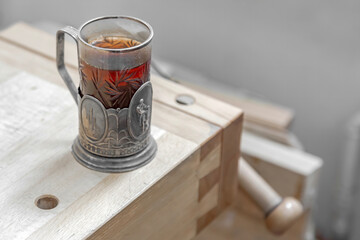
[72,136,157,173]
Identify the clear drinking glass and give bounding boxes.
[57,16,153,109]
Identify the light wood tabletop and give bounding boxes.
[0,23,243,240]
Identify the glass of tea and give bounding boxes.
[56,16,157,173]
[56,16,153,109]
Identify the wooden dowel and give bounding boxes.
[238,158,282,214]
[238,157,303,235]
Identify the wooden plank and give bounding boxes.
[0,71,77,191]
[151,75,242,127]
[180,80,294,131]
[0,40,69,87]
[242,131,322,179]
[228,97,293,131]
[0,61,18,82]
[152,101,220,145]
[88,151,200,240]
[243,121,302,147]
[0,22,78,66]
[218,114,243,209]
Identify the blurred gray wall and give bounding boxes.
[1,0,360,238]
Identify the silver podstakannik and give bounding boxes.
[72,81,157,173]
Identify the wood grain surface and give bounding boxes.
[0,23,243,239]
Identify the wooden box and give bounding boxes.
[0,23,243,239]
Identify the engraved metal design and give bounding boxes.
[72,81,157,173]
[128,82,152,140]
[80,96,107,142]
[72,136,157,173]
[78,81,153,158]
[137,99,150,133]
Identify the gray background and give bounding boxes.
[1,0,360,238]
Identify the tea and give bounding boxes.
[90,36,141,49]
[79,36,150,109]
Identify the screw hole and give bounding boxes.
[176,94,195,105]
[35,195,59,210]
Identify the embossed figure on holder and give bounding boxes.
[136,99,150,133]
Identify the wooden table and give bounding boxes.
[0,23,243,239]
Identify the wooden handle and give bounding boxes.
[238,158,303,235]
